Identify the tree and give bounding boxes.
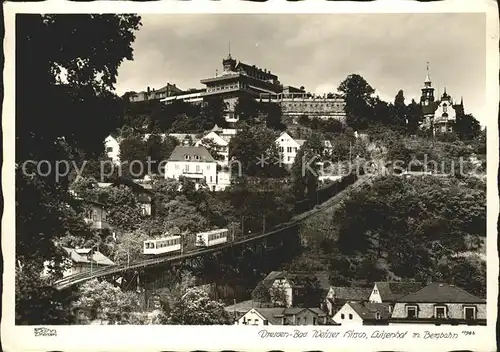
[391,90,407,128]
[16,14,141,324]
[338,74,375,130]
[119,135,148,176]
[161,287,232,325]
[228,123,286,177]
[146,134,179,173]
[291,132,324,200]
[455,113,481,141]
[406,99,424,134]
[234,94,261,123]
[72,279,140,324]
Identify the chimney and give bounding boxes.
[147,86,150,94]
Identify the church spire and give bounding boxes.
[424,61,431,84]
[228,41,232,59]
[460,96,464,106]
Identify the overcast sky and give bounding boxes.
[115,13,487,124]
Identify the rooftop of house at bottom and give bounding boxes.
[63,247,115,266]
[373,281,424,301]
[167,146,216,163]
[396,282,486,303]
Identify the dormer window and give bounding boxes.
[463,306,476,320]
[406,305,418,318]
[184,154,190,160]
[194,155,200,160]
[375,312,381,320]
[434,305,447,319]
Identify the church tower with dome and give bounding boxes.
[419,62,464,136]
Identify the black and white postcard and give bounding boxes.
[2,0,498,351]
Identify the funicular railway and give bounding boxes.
[54,173,373,291]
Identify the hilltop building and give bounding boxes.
[199,52,283,122]
[129,83,183,102]
[419,63,465,136]
[153,51,347,123]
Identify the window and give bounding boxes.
[375,312,381,320]
[263,320,269,325]
[196,165,201,173]
[341,314,345,319]
[279,147,284,152]
[194,155,200,160]
[287,147,292,153]
[296,317,301,325]
[406,306,418,318]
[184,154,190,160]
[464,307,476,320]
[373,289,378,294]
[304,317,308,325]
[254,319,258,325]
[443,103,448,113]
[184,164,190,172]
[106,147,113,153]
[288,157,291,162]
[348,314,353,320]
[313,317,317,325]
[435,306,446,319]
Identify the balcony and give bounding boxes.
[182,171,205,179]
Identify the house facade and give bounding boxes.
[259,90,346,122]
[236,307,329,326]
[333,302,391,325]
[389,282,486,325]
[165,146,227,191]
[419,65,464,136]
[104,135,121,165]
[275,132,305,166]
[195,131,230,166]
[83,200,111,231]
[323,286,372,316]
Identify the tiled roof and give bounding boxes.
[397,282,485,304]
[332,287,372,301]
[348,302,392,320]
[63,247,114,266]
[253,308,285,325]
[375,282,423,302]
[167,146,216,163]
[225,300,262,313]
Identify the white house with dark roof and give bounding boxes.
[165,145,228,191]
[324,286,373,316]
[195,131,229,166]
[333,302,392,325]
[389,282,486,325]
[236,307,330,326]
[369,281,423,304]
[43,247,115,278]
[275,132,305,166]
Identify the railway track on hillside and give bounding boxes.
[54,174,375,290]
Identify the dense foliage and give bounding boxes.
[15,14,142,324]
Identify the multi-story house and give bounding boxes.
[164,145,228,191]
[275,132,305,166]
[195,131,230,166]
[333,302,391,325]
[236,307,330,326]
[83,200,111,231]
[389,282,486,325]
